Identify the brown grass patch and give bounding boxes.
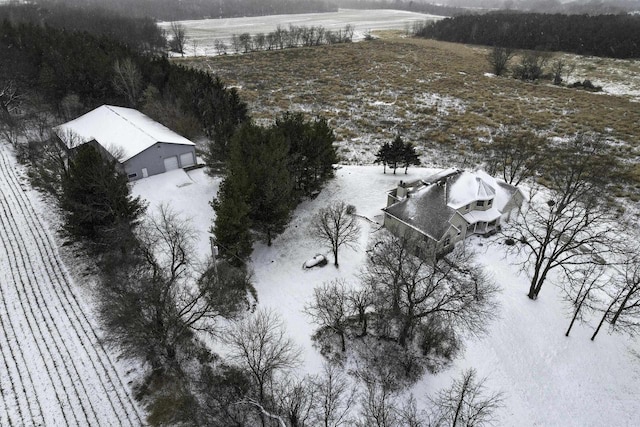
[176,36,640,170]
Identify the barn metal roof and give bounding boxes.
[54,105,195,162]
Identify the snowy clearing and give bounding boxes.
[158,9,443,56]
[133,165,640,426]
[0,143,143,426]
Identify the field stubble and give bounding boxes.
[179,34,640,170]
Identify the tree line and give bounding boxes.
[0,3,165,52]
[337,0,467,18]
[215,24,355,55]
[213,112,338,263]
[415,12,640,59]
[40,0,338,21]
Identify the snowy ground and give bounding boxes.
[158,9,443,56]
[0,143,143,426]
[133,165,640,426]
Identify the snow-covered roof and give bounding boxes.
[384,169,521,242]
[448,171,496,209]
[54,105,195,162]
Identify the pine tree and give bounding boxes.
[243,125,294,246]
[401,141,420,174]
[61,144,145,241]
[211,177,253,266]
[374,142,391,174]
[388,135,405,174]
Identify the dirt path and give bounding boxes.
[0,144,143,426]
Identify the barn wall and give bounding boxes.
[123,143,196,180]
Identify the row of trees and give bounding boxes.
[374,135,421,174]
[0,3,165,52]
[43,0,338,21]
[482,129,640,340]
[415,12,640,59]
[213,113,338,263]
[218,24,355,55]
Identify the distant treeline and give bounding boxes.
[415,12,640,59]
[37,0,338,21]
[220,24,355,55]
[0,3,165,52]
[337,0,467,17]
[0,5,248,150]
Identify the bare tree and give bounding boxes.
[0,79,25,147]
[550,58,576,85]
[592,251,640,341]
[169,21,188,56]
[0,79,22,118]
[561,263,607,337]
[272,375,317,427]
[347,287,373,337]
[486,45,515,76]
[226,309,302,407]
[310,201,361,268]
[364,234,499,348]
[429,369,504,427]
[214,38,228,55]
[512,50,551,81]
[312,363,357,427]
[355,367,399,427]
[551,58,565,85]
[112,58,142,107]
[503,134,621,300]
[485,129,547,185]
[99,206,255,373]
[305,279,351,352]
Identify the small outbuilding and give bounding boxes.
[54,105,197,180]
[382,168,524,257]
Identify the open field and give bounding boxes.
[179,33,640,191]
[0,143,143,426]
[159,9,443,56]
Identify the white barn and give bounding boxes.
[54,105,197,180]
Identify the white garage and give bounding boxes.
[180,152,195,167]
[164,156,179,171]
[55,105,198,181]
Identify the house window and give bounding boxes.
[476,200,485,207]
[465,204,470,210]
[444,237,451,246]
[488,220,497,227]
[488,199,493,206]
[127,173,137,179]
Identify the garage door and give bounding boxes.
[163,156,179,171]
[180,152,195,168]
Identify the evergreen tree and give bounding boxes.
[374,141,391,174]
[401,141,420,174]
[240,123,294,246]
[388,135,405,174]
[211,175,253,266]
[61,144,145,241]
[274,112,336,198]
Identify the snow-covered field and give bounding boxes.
[0,143,143,426]
[133,165,640,426]
[158,9,443,56]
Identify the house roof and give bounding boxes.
[54,105,195,162]
[384,169,521,242]
[384,180,456,241]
